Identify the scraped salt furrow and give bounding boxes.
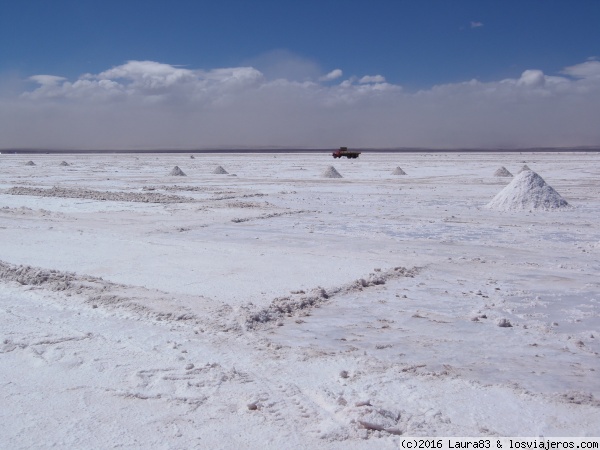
[6,186,197,203]
[143,185,214,192]
[231,210,311,223]
[0,260,233,330]
[243,266,419,329]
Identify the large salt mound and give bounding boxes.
[213,165,228,174]
[392,167,407,175]
[493,166,512,177]
[169,166,186,176]
[486,170,570,211]
[322,166,343,178]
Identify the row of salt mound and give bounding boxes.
[494,164,532,177]
[486,170,570,211]
[24,161,70,166]
[169,165,231,176]
[322,166,408,178]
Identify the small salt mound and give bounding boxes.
[59,161,70,166]
[190,155,195,159]
[518,164,531,173]
[493,166,512,177]
[391,167,407,175]
[169,166,186,176]
[486,170,570,211]
[25,161,36,166]
[213,165,228,174]
[322,166,343,178]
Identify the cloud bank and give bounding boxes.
[1,59,600,149]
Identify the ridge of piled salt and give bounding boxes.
[213,165,228,174]
[322,166,343,178]
[392,167,407,175]
[486,170,570,211]
[169,166,186,176]
[494,166,512,177]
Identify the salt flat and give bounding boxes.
[1,151,599,448]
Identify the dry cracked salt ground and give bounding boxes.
[0,152,599,448]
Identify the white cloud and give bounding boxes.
[561,60,600,79]
[358,75,386,84]
[242,49,321,82]
[470,21,484,28]
[29,75,67,86]
[2,59,600,149]
[517,69,546,87]
[320,69,343,81]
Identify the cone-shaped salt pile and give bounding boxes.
[169,166,186,176]
[518,164,531,173]
[25,161,35,166]
[486,170,570,211]
[213,165,228,174]
[391,167,407,175]
[493,166,512,177]
[59,161,70,166]
[322,166,343,178]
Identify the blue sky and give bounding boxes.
[1,0,600,149]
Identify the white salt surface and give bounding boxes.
[1,152,599,447]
